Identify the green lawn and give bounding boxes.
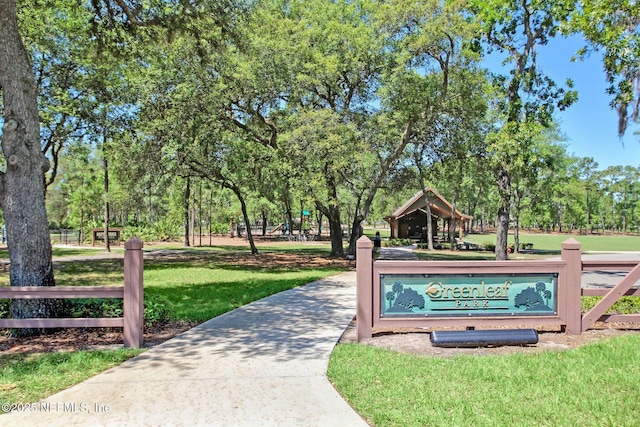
[464,232,640,252]
[0,350,142,408]
[0,246,113,260]
[328,334,640,427]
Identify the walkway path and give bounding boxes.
[2,272,368,427]
[379,245,419,260]
[549,252,640,288]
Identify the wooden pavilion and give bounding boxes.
[385,188,472,242]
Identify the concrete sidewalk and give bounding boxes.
[2,271,368,427]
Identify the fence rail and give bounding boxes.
[0,237,144,348]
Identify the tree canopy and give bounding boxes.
[1,0,639,317]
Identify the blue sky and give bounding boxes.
[488,34,640,170]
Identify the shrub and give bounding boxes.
[211,222,230,234]
[58,295,170,328]
[144,295,170,327]
[383,238,414,247]
[0,298,10,319]
[483,242,495,252]
[63,298,124,318]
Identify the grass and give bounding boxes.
[1,252,345,322]
[328,334,640,427]
[142,260,343,321]
[464,232,640,252]
[0,350,142,410]
[0,246,113,261]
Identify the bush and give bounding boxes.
[383,238,414,247]
[122,225,155,243]
[59,295,170,328]
[211,222,230,234]
[483,242,495,252]
[63,298,124,319]
[0,298,10,319]
[144,295,170,327]
[122,219,182,243]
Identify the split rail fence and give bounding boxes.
[0,237,144,348]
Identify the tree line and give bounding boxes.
[1,0,639,329]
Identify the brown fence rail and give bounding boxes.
[0,237,144,348]
[580,259,640,331]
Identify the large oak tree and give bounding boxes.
[1,0,56,328]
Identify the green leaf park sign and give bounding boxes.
[357,237,640,341]
[381,274,557,318]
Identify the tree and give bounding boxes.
[470,0,578,259]
[277,0,386,256]
[1,0,238,333]
[570,1,640,137]
[1,0,56,331]
[351,0,485,253]
[281,109,367,256]
[20,1,94,191]
[571,157,600,233]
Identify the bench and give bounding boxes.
[430,329,539,348]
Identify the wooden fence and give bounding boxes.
[0,237,144,348]
[356,236,640,341]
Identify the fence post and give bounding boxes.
[356,236,374,342]
[124,237,144,348]
[561,238,582,334]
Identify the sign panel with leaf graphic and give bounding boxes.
[381,274,558,318]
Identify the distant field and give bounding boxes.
[464,232,640,252]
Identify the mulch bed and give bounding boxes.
[0,321,199,355]
[339,319,640,357]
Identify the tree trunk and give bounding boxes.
[103,154,110,253]
[585,193,591,234]
[282,189,293,235]
[513,188,520,254]
[347,213,364,255]
[261,210,268,236]
[347,193,365,255]
[346,121,415,256]
[184,177,191,247]
[230,185,258,255]
[317,201,344,256]
[495,166,511,260]
[1,0,56,335]
[327,205,344,257]
[198,180,203,246]
[315,211,323,239]
[421,187,434,250]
